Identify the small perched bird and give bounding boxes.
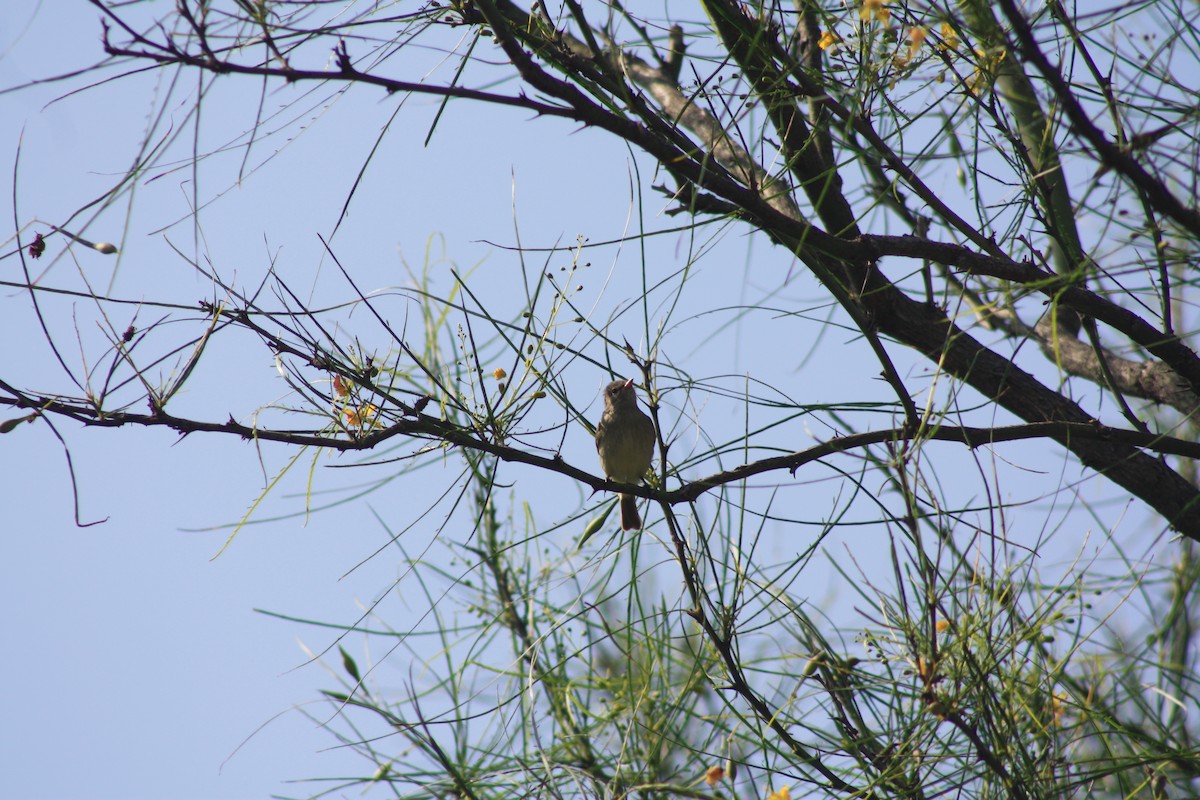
[595,378,656,530]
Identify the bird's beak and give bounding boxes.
[622,378,635,390]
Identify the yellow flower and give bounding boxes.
[493,367,507,380]
[1050,692,1067,726]
[861,0,889,22]
[767,786,791,800]
[965,46,1007,91]
[344,403,379,428]
[939,21,960,52]
[704,765,725,786]
[818,29,842,50]
[935,618,951,633]
[907,25,927,61]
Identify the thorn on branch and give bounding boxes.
[334,40,356,76]
[228,415,253,440]
[98,19,118,57]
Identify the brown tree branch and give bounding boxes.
[6,375,1198,536]
[860,233,1200,405]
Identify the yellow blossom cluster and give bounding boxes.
[817,3,963,76]
[332,373,379,430]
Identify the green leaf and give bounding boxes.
[0,413,37,434]
[339,646,361,683]
[578,502,615,548]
